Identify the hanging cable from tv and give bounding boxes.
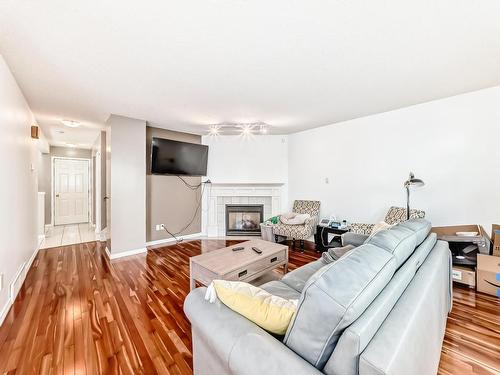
[162,177,211,243]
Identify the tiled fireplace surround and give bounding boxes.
[202,183,284,237]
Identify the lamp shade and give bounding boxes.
[404,172,425,188]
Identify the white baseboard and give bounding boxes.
[0,242,41,326]
[108,247,147,260]
[9,263,25,309]
[145,232,203,247]
[26,243,40,272]
[106,232,203,260]
[0,298,10,327]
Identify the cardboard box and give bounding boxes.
[491,224,500,257]
[477,254,500,297]
[432,224,491,254]
[452,266,476,288]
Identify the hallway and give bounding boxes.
[40,223,98,249]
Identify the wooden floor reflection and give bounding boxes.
[0,239,498,374]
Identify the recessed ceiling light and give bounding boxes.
[61,119,80,128]
[66,143,77,147]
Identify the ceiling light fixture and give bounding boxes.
[209,125,219,135]
[66,143,77,147]
[206,122,270,136]
[61,119,80,128]
[241,125,252,135]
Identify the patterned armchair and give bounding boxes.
[273,200,321,251]
[349,206,426,235]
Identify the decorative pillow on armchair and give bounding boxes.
[279,212,311,225]
[205,280,298,335]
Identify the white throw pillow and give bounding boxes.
[279,213,311,225]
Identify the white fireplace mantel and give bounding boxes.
[202,182,285,237]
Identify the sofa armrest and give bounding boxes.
[358,241,451,375]
[229,327,323,375]
[342,232,368,247]
[184,288,322,375]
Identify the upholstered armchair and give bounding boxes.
[344,206,425,246]
[273,200,321,251]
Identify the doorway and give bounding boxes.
[53,157,90,225]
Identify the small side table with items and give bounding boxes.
[314,225,349,252]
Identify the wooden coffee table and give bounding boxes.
[189,239,289,290]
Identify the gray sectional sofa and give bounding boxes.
[184,219,453,375]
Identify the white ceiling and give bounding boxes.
[1,0,500,141]
[43,123,102,149]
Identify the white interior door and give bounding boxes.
[54,158,89,225]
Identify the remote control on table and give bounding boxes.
[252,247,262,254]
[232,246,245,251]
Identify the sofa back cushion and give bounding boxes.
[323,233,437,375]
[283,244,398,369]
[398,219,432,246]
[364,219,431,268]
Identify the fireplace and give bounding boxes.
[225,204,264,236]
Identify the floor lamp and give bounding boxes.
[403,172,425,220]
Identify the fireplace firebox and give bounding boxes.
[225,204,264,236]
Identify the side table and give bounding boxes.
[314,226,349,252]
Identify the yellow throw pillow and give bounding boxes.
[205,280,298,335]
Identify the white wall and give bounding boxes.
[288,86,500,231]
[202,135,288,184]
[0,55,40,324]
[108,115,146,256]
[202,135,289,212]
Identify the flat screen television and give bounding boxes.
[151,137,208,176]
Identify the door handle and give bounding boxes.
[56,194,60,198]
[104,196,110,200]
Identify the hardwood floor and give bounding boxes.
[438,285,500,375]
[0,240,498,374]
